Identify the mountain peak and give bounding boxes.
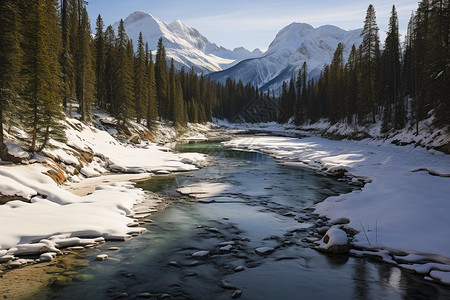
[116,11,260,73]
[124,11,152,24]
[268,22,315,52]
[170,19,185,27]
[210,21,362,93]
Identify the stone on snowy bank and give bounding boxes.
[329,217,350,225]
[6,258,33,268]
[38,252,58,262]
[0,255,15,262]
[317,228,351,254]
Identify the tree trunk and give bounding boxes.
[37,124,50,153]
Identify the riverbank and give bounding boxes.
[0,112,213,270]
[0,173,170,300]
[223,132,450,286]
[2,115,450,292]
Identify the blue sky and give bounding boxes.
[86,0,418,51]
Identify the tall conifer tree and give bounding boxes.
[344,45,359,124]
[381,5,403,131]
[75,6,95,122]
[21,0,65,152]
[155,38,168,120]
[94,14,106,109]
[146,46,158,128]
[0,0,22,159]
[60,0,74,111]
[113,20,134,125]
[104,25,116,111]
[358,4,380,123]
[134,32,148,124]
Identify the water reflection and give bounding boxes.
[353,259,370,299]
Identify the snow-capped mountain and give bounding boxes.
[113,12,262,73]
[209,23,362,92]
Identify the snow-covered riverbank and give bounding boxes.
[2,114,450,286]
[224,134,450,284]
[0,115,209,266]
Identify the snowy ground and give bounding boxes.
[0,116,209,265]
[215,115,450,151]
[223,132,450,285]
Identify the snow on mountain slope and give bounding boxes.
[114,12,261,73]
[209,22,362,93]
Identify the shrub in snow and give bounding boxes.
[317,228,351,254]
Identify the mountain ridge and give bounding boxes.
[209,22,362,93]
[113,11,262,73]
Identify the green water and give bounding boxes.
[49,140,450,300]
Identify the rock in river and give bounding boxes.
[255,247,275,255]
[317,228,351,254]
[191,250,210,258]
[96,254,108,261]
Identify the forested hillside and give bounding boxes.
[0,0,448,162]
[278,2,449,134]
[0,0,259,160]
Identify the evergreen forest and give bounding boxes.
[278,2,450,134]
[0,0,449,160]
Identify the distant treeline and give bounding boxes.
[278,1,449,133]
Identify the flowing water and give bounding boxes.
[48,140,450,300]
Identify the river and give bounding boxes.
[47,139,449,299]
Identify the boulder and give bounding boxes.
[96,254,108,261]
[317,228,351,254]
[191,250,209,258]
[255,247,275,255]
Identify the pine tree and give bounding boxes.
[428,0,450,127]
[328,43,345,123]
[358,4,380,123]
[94,14,106,109]
[60,0,74,111]
[295,62,308,124]
[199,74,208,122]
[287,75,296,122]
[344,45,359,124]
[75,6,95,122]
[188,67,201,122]
[155,38,168,120]
[146,44,158,128]
[134,32,148,124]
[174,80,186,126]
[113,20,134,125]
[168,59,176,122]
[279,81,289,123]
[0,0,22,159]
[21,0,66,152]
[104,25,116,112]
[381,5,403,131]
[66,0,79,110]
